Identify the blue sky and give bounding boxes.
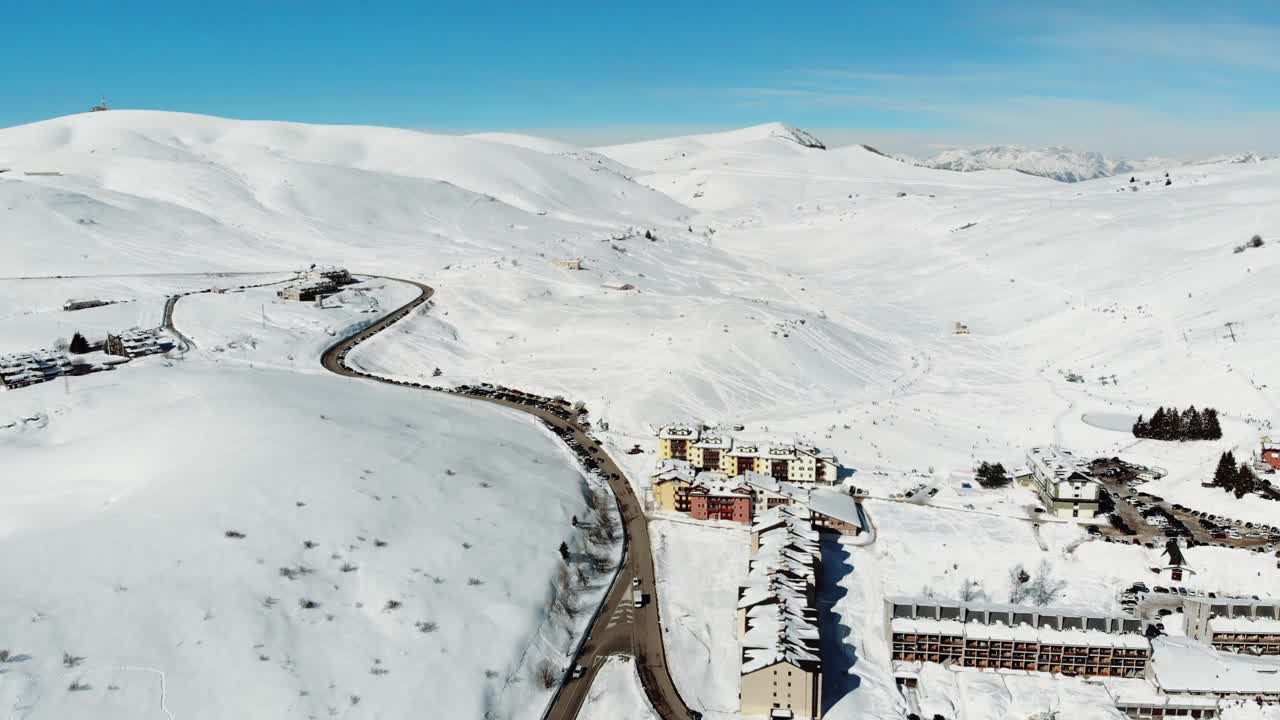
[4,1,1279,156]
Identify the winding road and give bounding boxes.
[310,277,695,720]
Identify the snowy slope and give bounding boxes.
[3,111,1280,719]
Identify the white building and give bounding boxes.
[1026,446,1103,520]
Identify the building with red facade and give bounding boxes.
[683,476,753,523]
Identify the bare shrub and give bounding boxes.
[415,621,438,633]
[63,653,85,669]
[535,658,558,689]
[68,680,91,692]
[279,566,314,580]
[299,598,321,610]
[467,577,484,586]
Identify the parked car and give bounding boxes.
[571,664,586,680]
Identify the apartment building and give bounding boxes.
[651,459,696,512]
[657,425,840,486]
[657,424,698,462]
[739,505,823,719]
[1026,445,1103,520]
[887,597,1149,678]
[1183,597,1280,656]
[683,473,753,523]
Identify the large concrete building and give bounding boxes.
[657,425,839,486]
[739,505,823,719]
[887,597,1149,678]
[1183,597,1280,656]
[1026,446,1104,520]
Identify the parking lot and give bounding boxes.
[1090,458,1280,560]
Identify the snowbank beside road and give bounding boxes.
[578,655,660,720]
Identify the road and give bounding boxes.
[313,277,696,720]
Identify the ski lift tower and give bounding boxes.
[90,98,110,112]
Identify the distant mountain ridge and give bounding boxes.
[914,145,1273,183]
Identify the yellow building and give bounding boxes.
[688,434,732,471]
[657,425,841,486]
[657,424,699,461]
[651,460,696,512]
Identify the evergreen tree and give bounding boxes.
[68,331,90,354]
[1202,408,1222,440]
[1181,406,1202,441]
[1213,451,1236,487]
[1132,415,1147,438]
[1149,407,1167,439]
[1236,464,1257,498]
[558,541,570,561]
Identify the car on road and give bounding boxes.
[632,577,641,588]
[571,664,586,680]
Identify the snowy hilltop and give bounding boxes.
[916,144,1274,183]
[917,145,1164,182]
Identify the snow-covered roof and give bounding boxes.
[741,471,809,502]
[1026,445,1098,486]
[1208,616,1280,634]
[657,424,698,440]
[693,435,731,449]
[890,617,1149,649]
[651,458,695,483]
[1103,678,1220,709]
[741,601,821,674]
[1150,637,1280,695]
[685,472,751,499]
[806,488,863,526]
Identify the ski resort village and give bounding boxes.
[3,109,1280,720]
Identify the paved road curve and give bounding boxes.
[316,276,697,720]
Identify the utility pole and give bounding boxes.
[1225,322,1238,343]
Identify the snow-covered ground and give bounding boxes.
[0,277,619,719]
[577,655,659,720]
[649,519,749,719]
[3,109,1280,718]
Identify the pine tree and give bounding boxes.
[1149,407,1167,440]
[69,331,90,354]
[1213,451,1236,487]
[1202,408,1222,440]
[1181,406,1203,441]
[558,541,570,561]
[1236,464,1257,498]
[1132,415,1147,438]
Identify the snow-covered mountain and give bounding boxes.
[917,145,1163,182]
[4,112,1280,720]
[917,144,1274,182]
